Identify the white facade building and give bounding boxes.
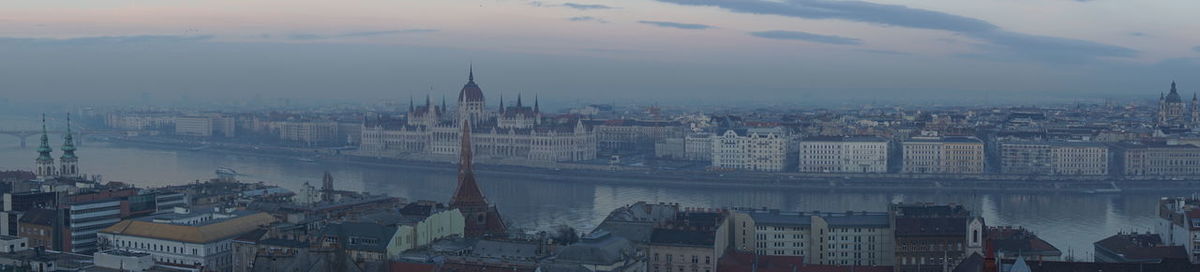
[711,127,791,172]
[1155,197,1200,263]
[901,136,985,174]
[175,116,213,137]
[798,136,890,173]
[358,71,597,163]
[277,120,340,146]
[732,209,894,266]
[685,133,713,162]
[67,199,122,253]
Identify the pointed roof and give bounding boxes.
[450,120,488,208]
[458,66,485,103]
[61,113,77,160]
[321,171,334,192]
[535,95,540,113]
[36,114,53,162]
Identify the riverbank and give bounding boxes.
[97,136,1200,193]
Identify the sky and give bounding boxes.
[2,0,1199,105]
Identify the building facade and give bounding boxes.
[175,116,213,137]
[685,133,713,162]
[358,70,597,163]
[798,136,890,173]
[646,211,728,272]
[711,127,791,172]
[592,120,685,155]
[1000,141,1109,175]
[891,203,984,272]
[732,209,894,266]
[1158,81,1198,126]
[1116,143,1200,177]
[1155,197,1200,263]
[277,120,340,146]
[901,137,984,174]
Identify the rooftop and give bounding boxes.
[101,211,275,244]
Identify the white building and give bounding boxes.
[654,138,685,160]
[277,120,340,146]
[67,199,123,253]
[98,208,275,271]
[358,70,597,163]
[732,209,894,266]
[711,127,791,172]
[685,133,713,162]
[798,136,890,173]
[1155,197,1200,263]
[175,116,213,137]
[175,115,235,138]
[1000,141,1109,175]
[901,136,985,174]
[106,112,175,130]
[393,203,465,253]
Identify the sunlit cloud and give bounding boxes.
[285,29,437,40]
[654,0,1137,63]
[567,16,608,23]
[749,30,861,45]
[0,35,213,46]
[638,21,713,30]
[562,3,616,10]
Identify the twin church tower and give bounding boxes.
[34,114,80,179]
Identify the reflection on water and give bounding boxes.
[0,132,1190,260]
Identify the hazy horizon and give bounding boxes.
[3,0,1199,105]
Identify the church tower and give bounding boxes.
[1191,93,1198,125]
[449,119,506,237]
[59,113,79,178]
[34,114,56,179]
[457,66,487,125]
[1159,81,1186,126]
[321,171,335,202]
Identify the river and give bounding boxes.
[0,115,1190,261]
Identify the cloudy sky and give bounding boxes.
[2,0,1199,105]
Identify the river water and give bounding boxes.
[0,115,1191,260]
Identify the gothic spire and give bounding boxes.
[61,113,76,160]
[409,95,415,112]
[469,63,475,82]
[499,93,504,113]
[516,93,523,108]
[460,120,472,168]
[451,119,487,208]
[535,94,540,113]
[36,114,53,162]
[426,94,431,107]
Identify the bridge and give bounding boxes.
[0,129,129,148]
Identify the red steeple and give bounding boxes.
[451,120,487,208]
[449,119,507,237]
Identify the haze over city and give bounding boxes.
[3,0,1200,105]
[5,1,1200,272]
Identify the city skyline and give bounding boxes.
[2,0,1200,104]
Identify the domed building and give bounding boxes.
[458,67,488,125]
[359,68,597,163]
[1158,81,1199,127]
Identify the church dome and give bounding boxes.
[1166,81,1183,103]
[458,68,485,103]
